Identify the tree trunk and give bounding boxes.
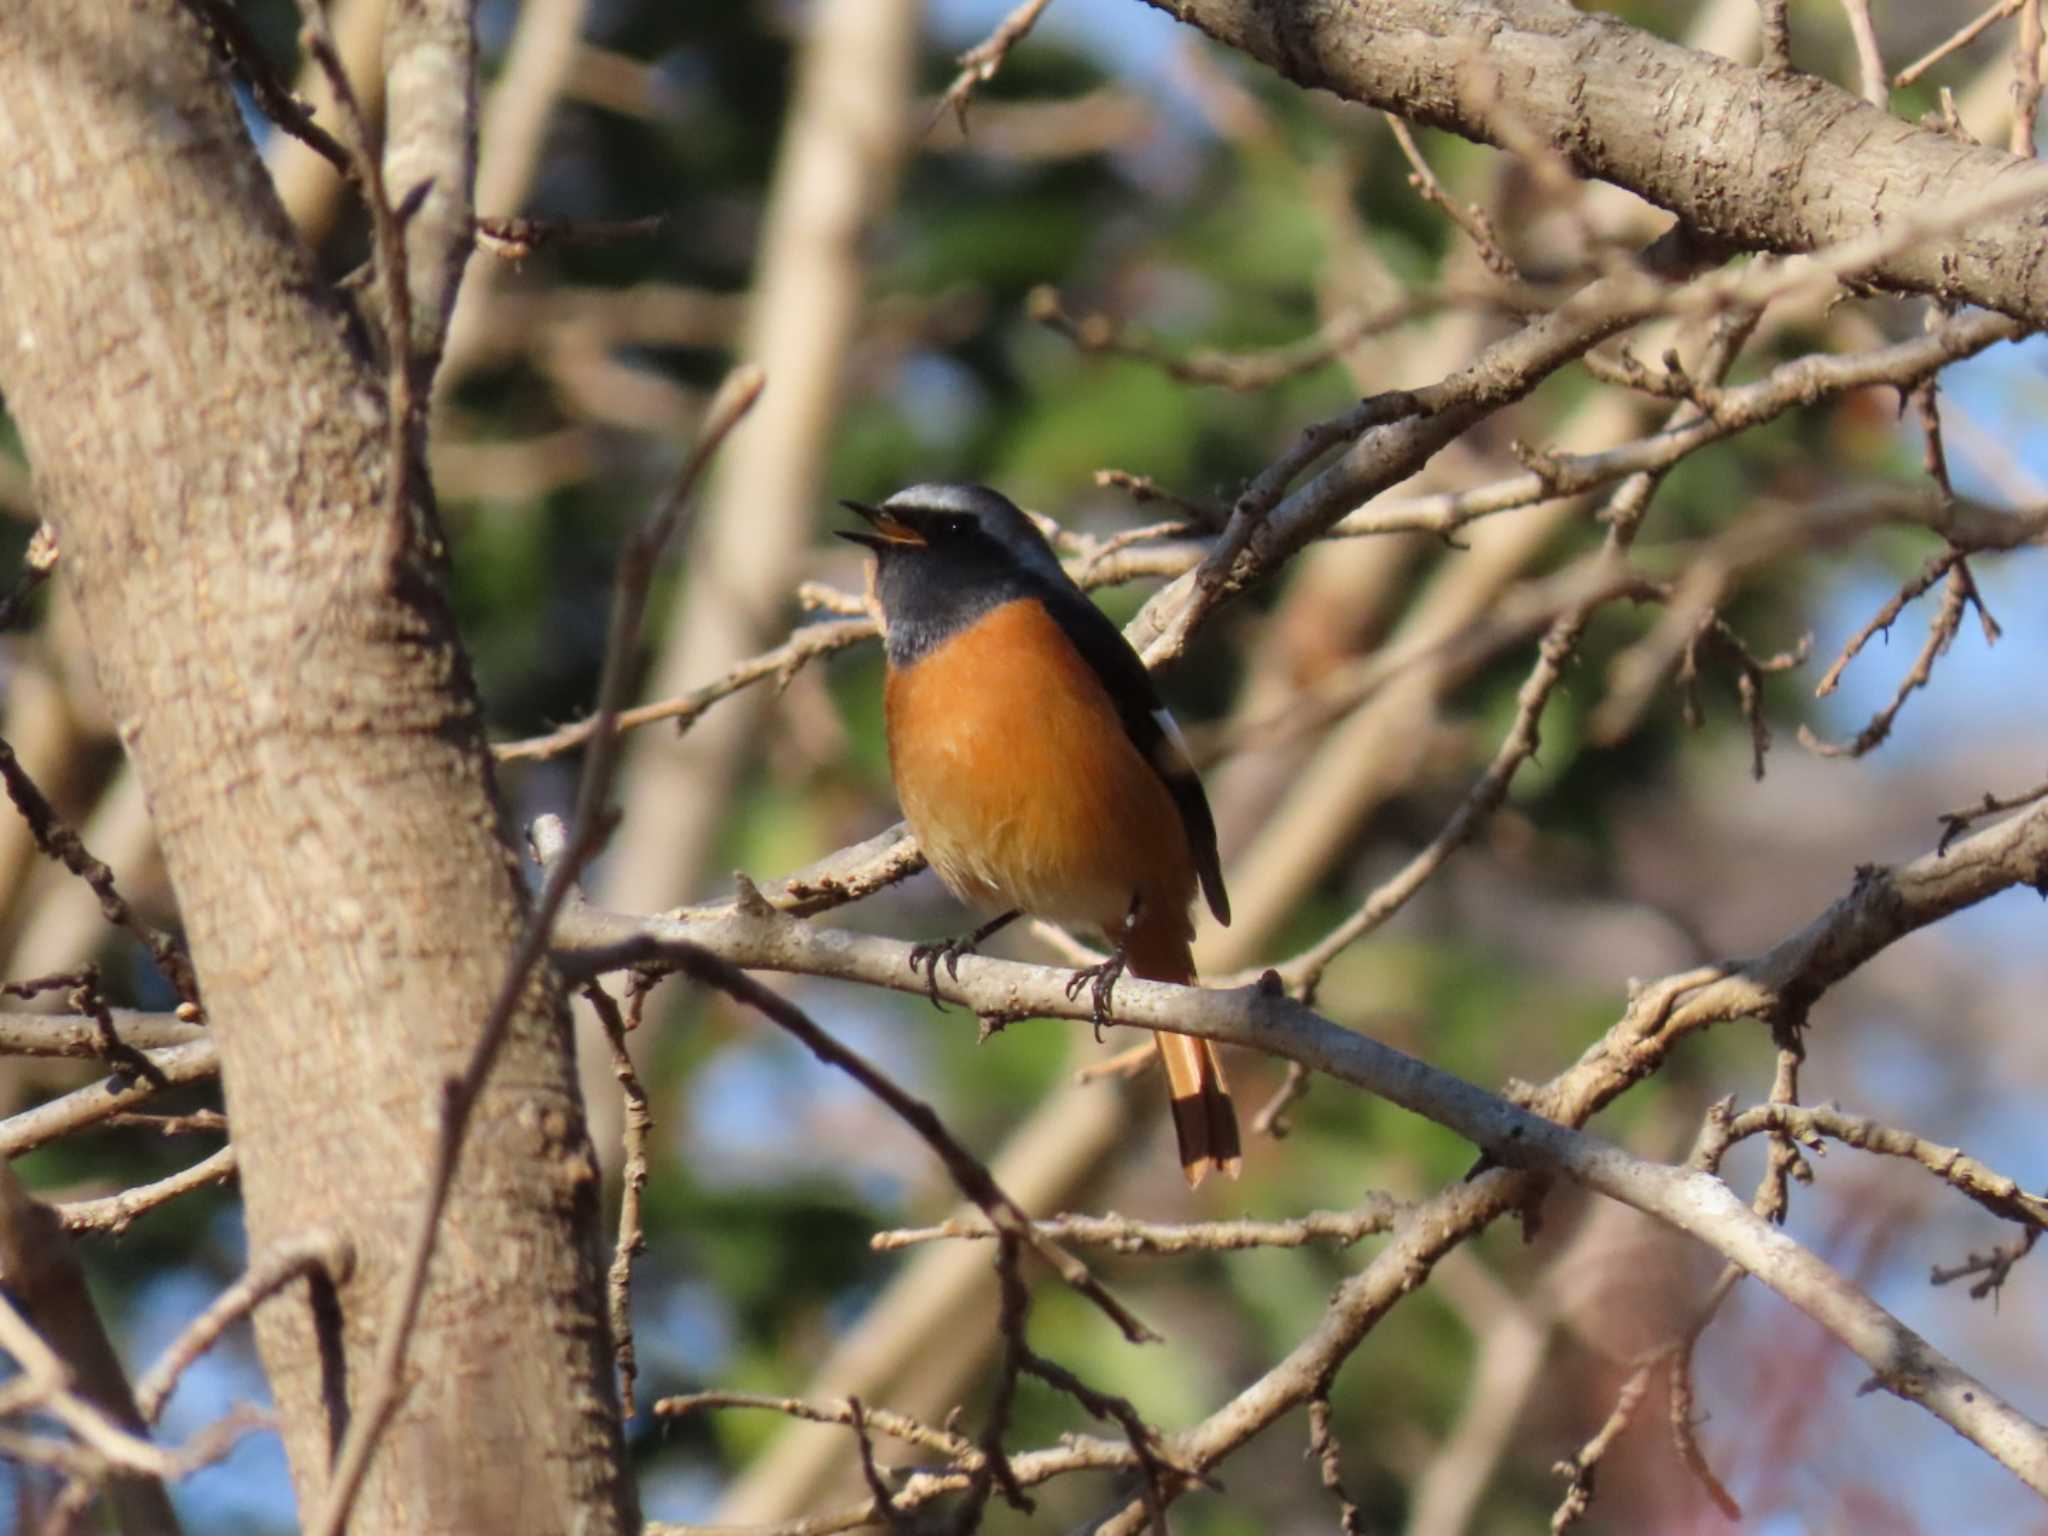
[0,6,635,1531]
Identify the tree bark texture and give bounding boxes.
[0,6,634,1532]
[1142,0,2048,324]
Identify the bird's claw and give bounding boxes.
[1064,952,1126,1043]
[906,910,1020,1013]
[908,936,973,1012]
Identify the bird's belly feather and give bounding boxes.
[884,600,1195,939]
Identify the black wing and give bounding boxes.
[1040,588,1231,927]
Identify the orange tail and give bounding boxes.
[1126,919,1242,1188]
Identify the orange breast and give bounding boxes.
[884,599,1197,943]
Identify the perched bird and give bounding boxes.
[840,483,1241,1185]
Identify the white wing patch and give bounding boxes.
[1151,707,1197,779]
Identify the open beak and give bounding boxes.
[836,499,926,552]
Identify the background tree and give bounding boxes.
[1,1,2046,1533]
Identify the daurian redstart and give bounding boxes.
[841,483,1241,1185]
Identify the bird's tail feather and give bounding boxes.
[1127,923,1242,1188]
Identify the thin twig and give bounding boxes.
[1094,471,1225,531]
[1801,561,1982,758]
[1326,311,2019,545]
[57,1146,239,1237]
[179,0,353,173]
[1757,0,1793,74]
[1813,547,1961,697]
[1307,1390,1368,1533]
[474,213,668,259]
[1896,0,2022,87]
[1839,0,1891,107]
[0,1038,221,1160]
[0,523,58,631]
[132,1232,352,1423]
[0,1292,179,1482]
[100,1110,229,1138]
[1685,619,1810,780]
[2,968,165,1088]
[1384,114,1517,278]
[496,617,872,763]
[1696,1100,2048,1237]
[871,1196,1410,1255]
[930,0,1056,133]
[1932,1228,2041,1300]
[1938,774,2048,853]
[0,738,199,1004]
[2016,0,2045,154]
[847,1398,913,1535]
[1032,283,1451,393]
[1290,309,1759,993]
[1250,1058,1313,1139]
[586,980,652,1418]
[655,1391,977,1463]
[0,1009,203,1058]
[1550,1365,1651,1531]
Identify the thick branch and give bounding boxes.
[558,798,2048,1496]
[380,0,478,372]
[1137,0,2048,324]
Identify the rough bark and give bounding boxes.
[1140,0,2048,324]
[0,6,633,1531]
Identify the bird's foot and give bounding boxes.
[1064,949,1127,1042]
[908,910,1019,1011]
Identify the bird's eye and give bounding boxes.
[937,515,974,538]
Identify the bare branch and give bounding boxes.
[1897,1,2022,88]
[537,819,1156,1350]
[1143,244,1688,662]
[656,1391,977,1463]
[2017,0,2045,153]
[1029,283,1474,392]
[1938,773,2048,853]
[1800,562,1977,758]
[1702,1101,2048,1237]
[872,1196,1410,1255]
[586,981,652,1417]
[1328,310,2020,545]
[0,1009,205,1058]
[1307,1391,1369,1534]
[495,617,872,764]
[1933,1229,2041,1300]
[132,1232,352,1424]
[1384,113,1518,278]
[1137,0,2048,324]
[379,0,478,372]
[1838,0,1891,108]
[0,1039,221,1159]
[0,735,198,1004]
[1551,1365,1650,1532]
[931,0,1056,132]
[1289,309,1759,993]
[1757,0,1793,75]
[57,1146,239,1237]
[177,0,351,174]
[562,796,2048,1501]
